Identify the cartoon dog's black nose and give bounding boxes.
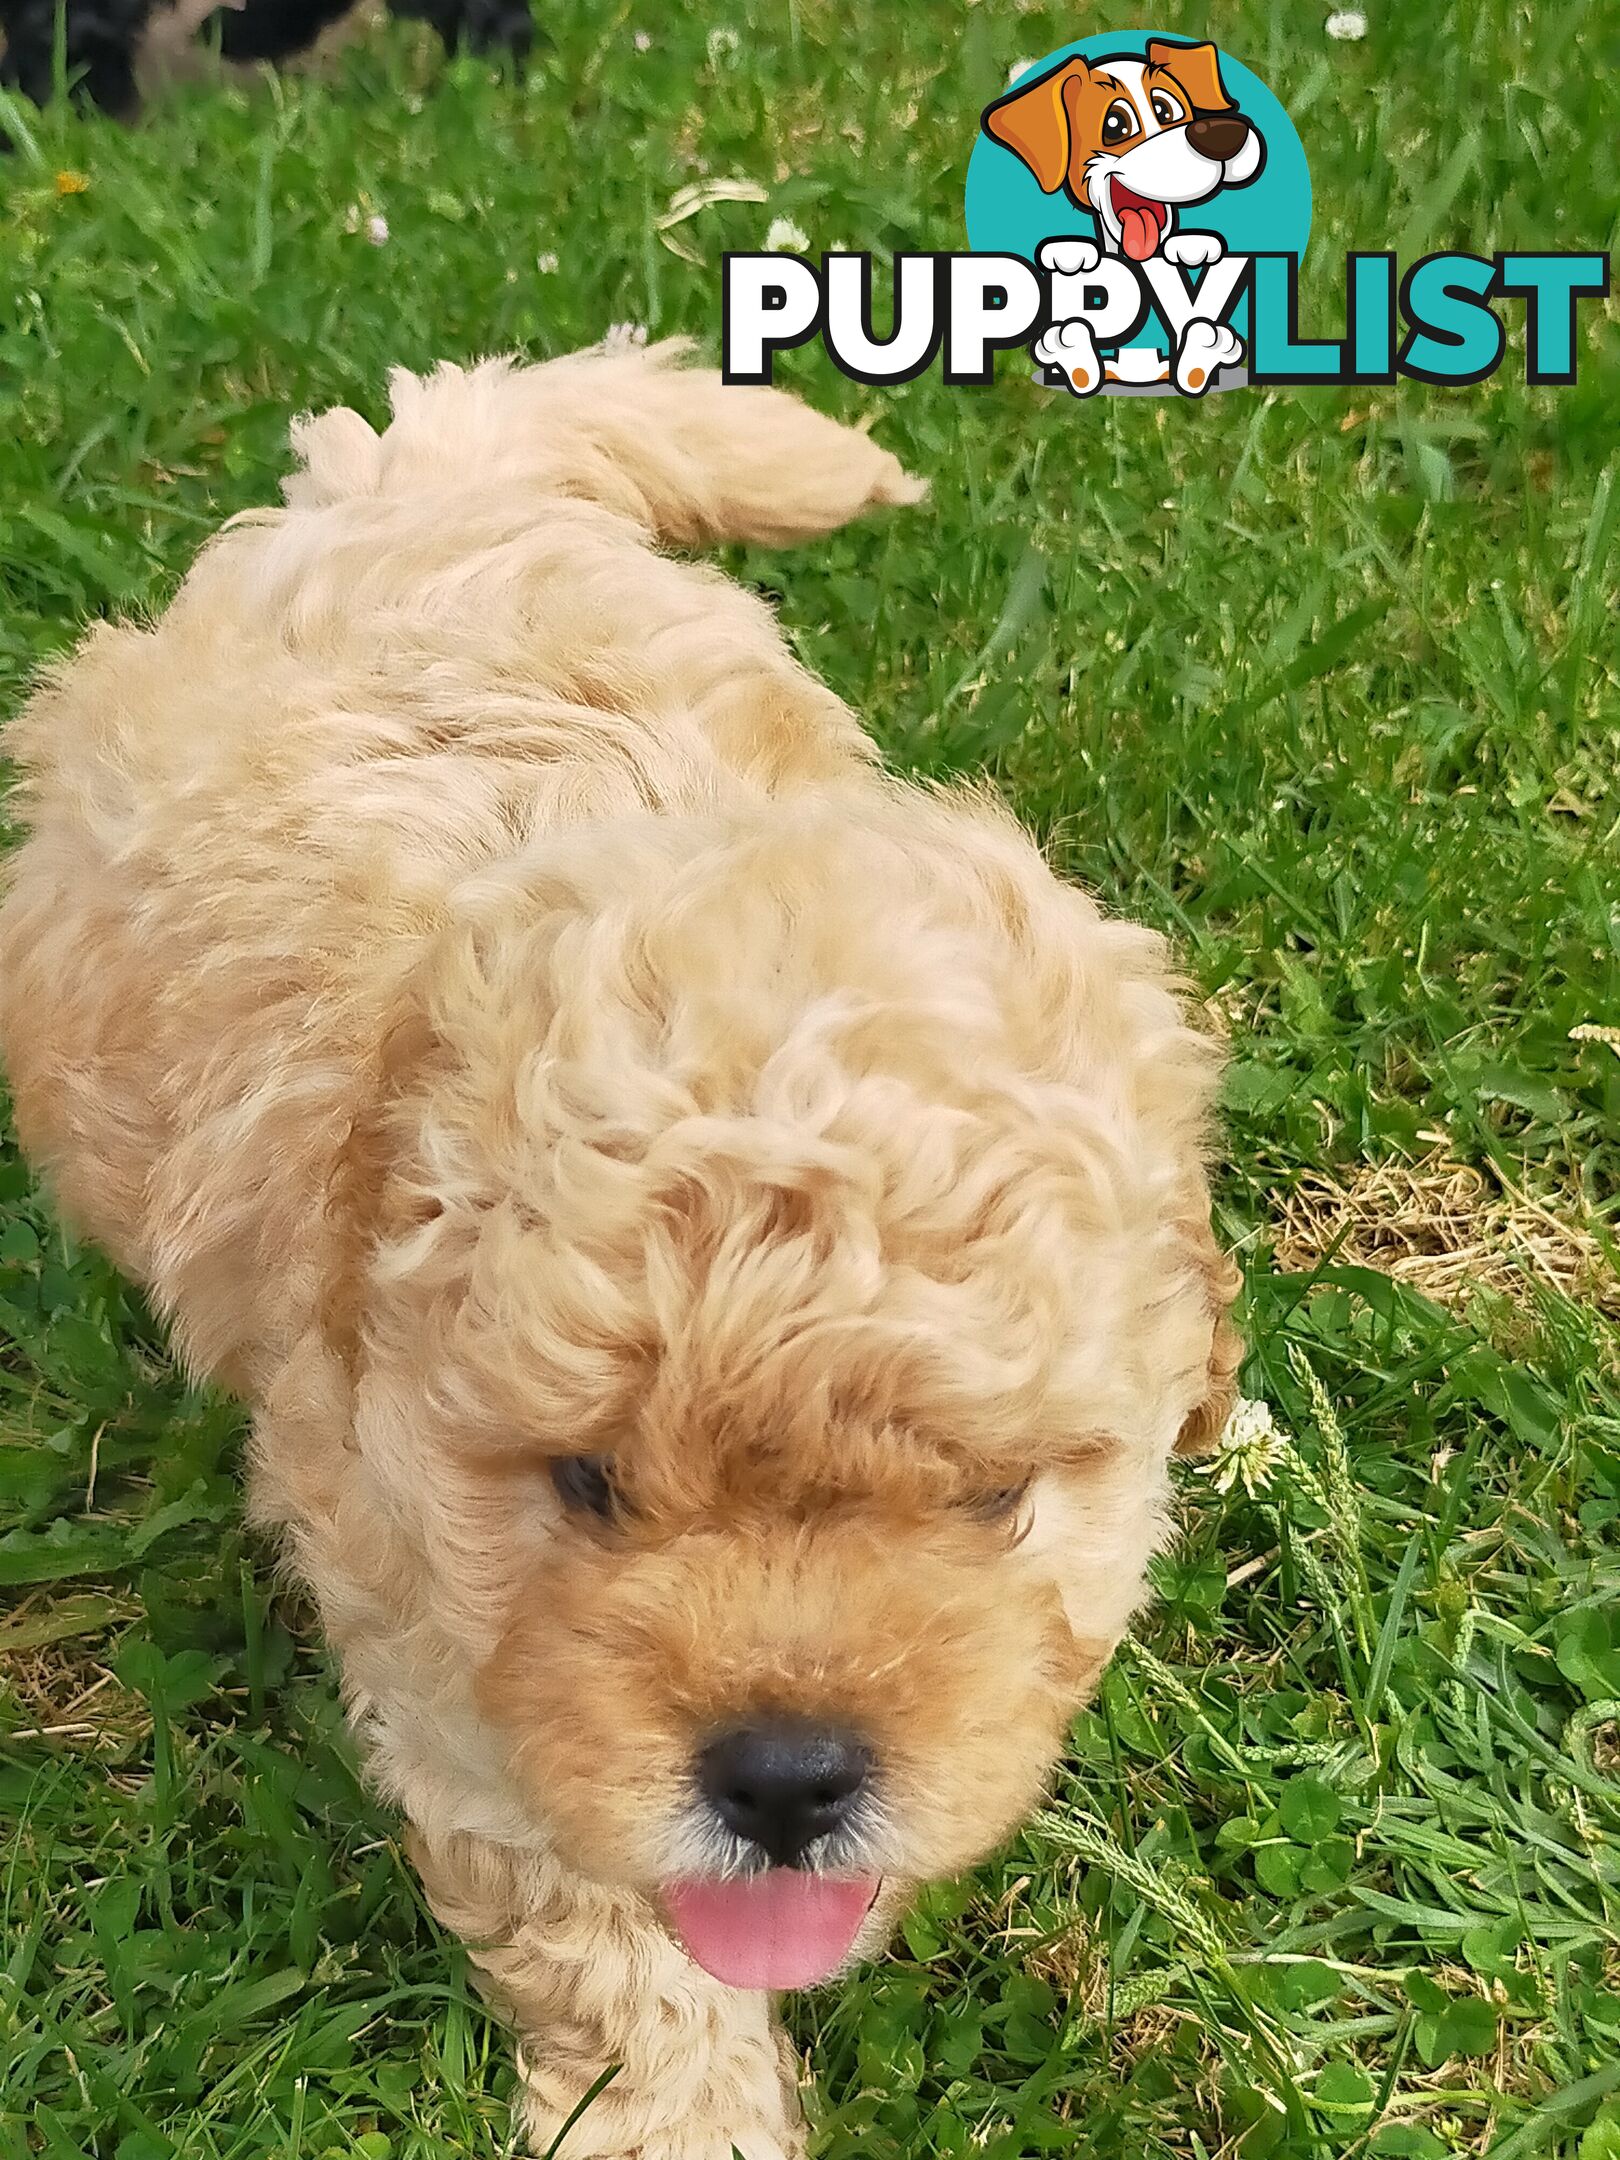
[700,1721,871,1868]
[1186,112,1252,161]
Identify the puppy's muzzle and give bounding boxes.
[1186,112,1253,161]
[700,1719,872,1868]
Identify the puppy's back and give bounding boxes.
[0,345,922,1390]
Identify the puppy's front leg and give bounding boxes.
[1159,234,1245,395]
[1034,238,1107,398]
[412,1830,806,2160]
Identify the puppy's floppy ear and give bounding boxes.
[981,58,1091,194]
[324,993,443,1382]
[1172,1213,1244,1460]
[1148,38,1235,114]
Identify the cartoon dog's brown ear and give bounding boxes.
[981,58,1091,194]
[1148,37,1235,114]
[1172,1215,1245,1459]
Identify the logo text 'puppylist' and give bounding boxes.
[721,35,1608,400]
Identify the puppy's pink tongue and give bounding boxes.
[663,1873,879,1990]
[1120,202,1162,260]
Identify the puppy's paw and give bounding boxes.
[1162,231,1225,270]
[1037,236,1101,277]
[1033,317,1105,398]
[519,2064,806,2160]
[1173,317,1244,395]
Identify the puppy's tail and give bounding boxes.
[284,339,926,549]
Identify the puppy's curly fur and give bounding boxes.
[0,344,1241,2158]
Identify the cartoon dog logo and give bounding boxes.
[981,39,1267,396]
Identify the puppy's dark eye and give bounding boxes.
[549,1454,620,1520]
[1151,91,1183,126]
[967,1480,1032,1522]
[1102,100,1137,145]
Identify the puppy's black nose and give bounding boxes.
[700,1721,870,1868]
[1186,112,1251,161]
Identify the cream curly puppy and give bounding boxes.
[0,343,1240,2158]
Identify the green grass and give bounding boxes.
[3,0,1620,2153]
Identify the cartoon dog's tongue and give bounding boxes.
[663,1873,879,1990]
[1112,179,1168,262]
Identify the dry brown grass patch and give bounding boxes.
[0,1592,146,1754]
[1272,1146,1619,1319]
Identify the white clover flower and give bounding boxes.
[1200,1396,1292,1498]
[632,28,650,50]
[603,321,649,353]
[1325,8,1367,37]
[1007,57,1036,84]
[366,214,389,246]
[765,215,810,255]
[536,250,559,274]
[706,24,740,64]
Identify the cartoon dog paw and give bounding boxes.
[1034,316,1105,397]
[1037,237,1101,277]
[1162,231,1226,270]
[1173,318,1243,396]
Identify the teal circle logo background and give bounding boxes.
[966,32,1311,317]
